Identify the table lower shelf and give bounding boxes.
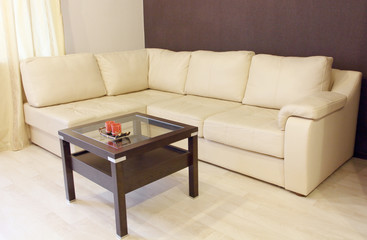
[71,145,191,193]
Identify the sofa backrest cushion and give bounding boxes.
[21,53,107,107]
[95,49,149,95]
[185,50,255,102]
[242,54,333,109]
[148,48,191,94]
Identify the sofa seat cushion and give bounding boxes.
[243,54,333,109]
[24,96,146,137]
[185,50,255,102]
[147,95,241,137]
[21,53,107,107]
[95,50,149,95]
[112,90,184,107]
[204,105,284,158]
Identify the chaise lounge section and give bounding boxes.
[20,48,362,196]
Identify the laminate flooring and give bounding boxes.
[1,144,367,240]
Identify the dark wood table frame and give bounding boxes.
[58,113,198,238]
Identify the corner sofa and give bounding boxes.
[20,48,362,196]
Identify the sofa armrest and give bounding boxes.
[278,91,347,130]
[283,69,361,196]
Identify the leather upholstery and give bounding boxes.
[24,96,145,137]
[199,138,285,187]
[243,54,333,109]
[171,138,285,187]
[278,91,347,130]
[204,105,284,158]
[284,69,361,194]
[147,48,191,94]
[21,53,106,107]
[96,49,148,95]
[20,49,361,196]
[112,89,184,106]
[148,95,241,137]
[185,50,255,102]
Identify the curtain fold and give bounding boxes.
[0,0,65,151]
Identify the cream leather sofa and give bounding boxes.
[20,49,362,196]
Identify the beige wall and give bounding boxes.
[61,0,144,54]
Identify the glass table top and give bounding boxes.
[72,114,183,149]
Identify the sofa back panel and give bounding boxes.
[96,50,149,95]
[185,50,255,102]
[21,53,106,107]
[148,48,191,94]
[243,54,333,109]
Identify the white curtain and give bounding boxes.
[0,0,65,151]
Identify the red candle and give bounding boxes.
[105,121,115,134]
[111,123,121,136]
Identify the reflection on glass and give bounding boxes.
[72,114,183,149]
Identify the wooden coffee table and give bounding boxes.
[58,112,198,238]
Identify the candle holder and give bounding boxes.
[105,121,115,134]
[99,127,130,141]
[111,123,122,136]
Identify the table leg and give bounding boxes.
[60,139,75,201]
[188,135,198,197]
[111,162,128,237]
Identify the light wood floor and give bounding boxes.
[1,144,367,240]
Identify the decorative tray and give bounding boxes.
[98,127,130,141]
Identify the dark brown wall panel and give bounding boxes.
[143,0,367,158]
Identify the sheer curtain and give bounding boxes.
[0,0,65,151]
